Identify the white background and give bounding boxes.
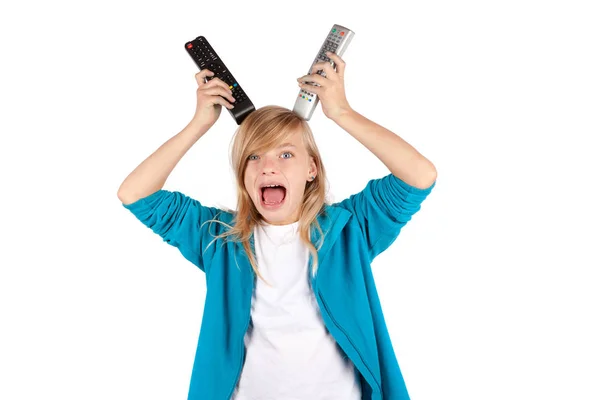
[1,0,599,399]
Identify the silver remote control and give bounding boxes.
[293,24,355,120]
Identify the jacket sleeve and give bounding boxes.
[121,189,225,273]
[332,173,435,260]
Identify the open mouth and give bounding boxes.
[260,185,287,208]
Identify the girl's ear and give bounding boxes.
[308,156,318,177]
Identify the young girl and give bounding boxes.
[118,51,437,400]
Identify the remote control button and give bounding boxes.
[189,38,251,107]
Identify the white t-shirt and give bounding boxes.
[231,220,362,400]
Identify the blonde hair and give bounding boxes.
[203,105,330,286]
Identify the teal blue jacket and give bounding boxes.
[122,173,435,400]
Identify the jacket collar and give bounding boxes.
[309,204,352,287]
[312,204,351,261]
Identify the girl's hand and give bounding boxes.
[296,52,352,121]
[191,69,237,127]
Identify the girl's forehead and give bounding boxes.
[282,129,307,146]
[257,131,305,152]
[270,141,305,154]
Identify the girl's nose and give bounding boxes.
[260,157,278,174]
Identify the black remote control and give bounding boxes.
[185,36,255,125]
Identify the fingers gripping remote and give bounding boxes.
[293,24,355,121]
[185,36,255,125]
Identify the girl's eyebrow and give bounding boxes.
[251,143,296,156]
[277,142,297,149]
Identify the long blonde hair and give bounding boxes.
[203,105,330,286]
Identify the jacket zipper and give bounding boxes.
[226,272,255,400]
[318,290,382,396]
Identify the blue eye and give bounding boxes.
[248,152,292,161]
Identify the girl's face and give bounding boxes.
[244,129,317,226]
